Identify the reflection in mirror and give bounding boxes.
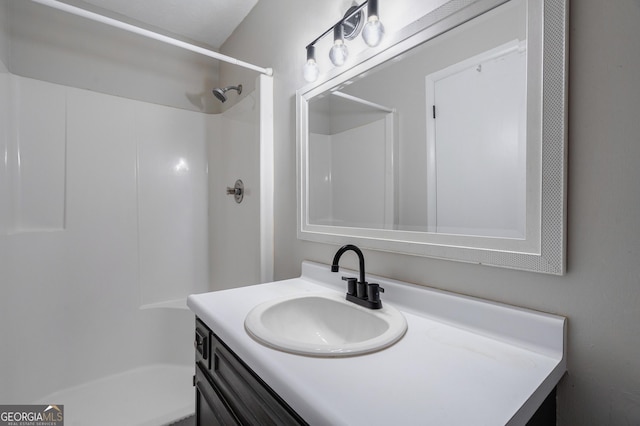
[308,92,397,229]
[298,0,567,274]
[308,0,527,237]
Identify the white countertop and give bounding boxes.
[188,261,566,425]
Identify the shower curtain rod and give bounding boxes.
[30,0,273,76]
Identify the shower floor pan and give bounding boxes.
[35,364,194,426]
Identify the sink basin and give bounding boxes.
[244,292,407,357]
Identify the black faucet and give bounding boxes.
[331,244,384,309]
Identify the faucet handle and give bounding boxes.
[367,283,385,304]
[342,276,357,296]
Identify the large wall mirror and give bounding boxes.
[297,0,567,274]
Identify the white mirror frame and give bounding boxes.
[297,0,567,274]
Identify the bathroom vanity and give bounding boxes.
[188,261,566,425]
[194,318,305,424]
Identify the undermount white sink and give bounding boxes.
[244,292,407,357]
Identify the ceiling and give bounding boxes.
[59,0,260,49]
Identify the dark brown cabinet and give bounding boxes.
[194,318,307,426]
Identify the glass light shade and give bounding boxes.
[303,59,320,82]
[362,17,385,47]
[329,41,349,66]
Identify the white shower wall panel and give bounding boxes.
[61,86,143,380]
[0,75,66,234]
[208,93,261,290]
[11,77,66,231]
[136,102,209,306]
[0,75,206,403]
[0,82,143,402]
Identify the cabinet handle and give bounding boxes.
[195,330,208,359]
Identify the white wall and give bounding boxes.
[221,0,640,423]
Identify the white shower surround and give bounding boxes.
[0,68,273,424]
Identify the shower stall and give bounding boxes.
[0,1,273,425]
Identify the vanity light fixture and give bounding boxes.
[303,0,384,83]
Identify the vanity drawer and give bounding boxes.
[207,331,307,426]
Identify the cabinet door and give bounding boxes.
[195,365,239,426]
[209,334,307,425]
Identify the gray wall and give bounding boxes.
[221,0,640,424]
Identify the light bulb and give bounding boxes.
[303,59,319,82]
[329,23,349,67]
[362,16,385,47]
[303,45,320,82]
[329,40,349,66]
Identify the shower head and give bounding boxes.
[212,84,242,103]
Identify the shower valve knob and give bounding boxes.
[226,179,244,203]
